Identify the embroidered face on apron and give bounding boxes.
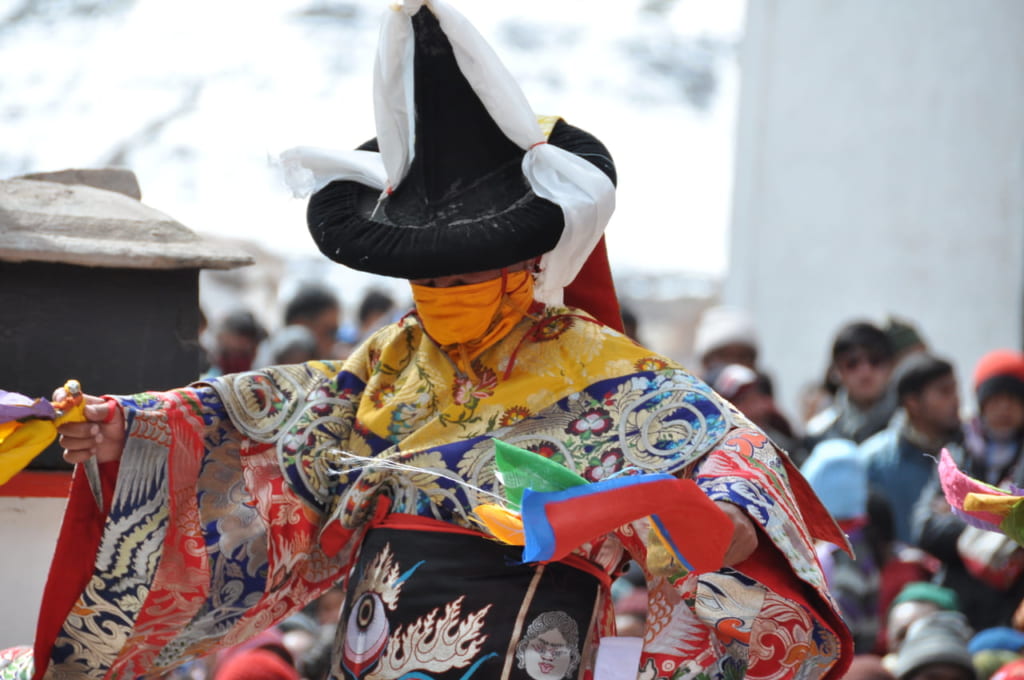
[514,612,580,680]
[333,523,601,680]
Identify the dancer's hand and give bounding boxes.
[53,390,125,464]
[715,500,758,566]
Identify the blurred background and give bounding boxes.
[3,0,1024,661]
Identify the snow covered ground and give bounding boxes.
[0,0,744,308]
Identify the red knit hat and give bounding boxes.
[973,349,1024,406]
[215,648,300,680]
[993,659,1024,680]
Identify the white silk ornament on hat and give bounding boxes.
[277,148,387,197]
[277,0,615,305]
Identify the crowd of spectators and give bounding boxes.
[614,305,1024,680]
[202,285,400,378]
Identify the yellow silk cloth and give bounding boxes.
[0,385,86,485]
[964,492,1022,516]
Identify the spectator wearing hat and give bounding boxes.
[883,316,928,373]
[970,628,1024,658]
[210,627,300,680]
[992,659,1024,680]
[709,363,805,463]
[970,628,1024,680]
[802,439,881,652]
[892,611,976,680]
[962,350,1024,487]
[693,305,759,378]
[885,583,961,655]
[695,307,793,444]
[277,613,322,676]
[215,648,299,680]
[862,354,963,544]
[911,351,1024,633]
[807,321,898,448]
[881,316,928,431]
[975,651,1023,680]
[802,443,939,655]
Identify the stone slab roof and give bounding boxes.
[0,175,252,271]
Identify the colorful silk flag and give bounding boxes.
[476,440,733,573]
[519,473,732,572]
[938,448,1024,545]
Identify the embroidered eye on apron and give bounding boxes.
[332,514,607,680]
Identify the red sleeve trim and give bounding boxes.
[31,461,119,680]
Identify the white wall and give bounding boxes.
[0,497,65,648]
[727,0,1024,421]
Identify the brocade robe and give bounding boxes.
[7,307,851,680]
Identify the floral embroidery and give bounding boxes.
[252,384,285,418]
[566,408,613,437]
[311,385,343,417]
[453,367,498,406]
[389,392,432,441]
[529,442,559,459]
[353,419,372,439]
[530,314,574,342]
[499,406,531,427]
[585,449,624,482]
[635,357,668,372]
[370,384,397,409]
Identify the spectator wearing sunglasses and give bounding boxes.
[807,321,898,448]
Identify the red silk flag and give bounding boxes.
[520,474,733,573]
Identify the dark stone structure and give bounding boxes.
[0,169,251,469]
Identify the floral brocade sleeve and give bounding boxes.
[34,360,366,680]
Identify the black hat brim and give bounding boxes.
[306,120,615,279]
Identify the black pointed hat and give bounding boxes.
[302,2,616,283]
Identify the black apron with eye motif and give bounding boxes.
[330,514,606,680]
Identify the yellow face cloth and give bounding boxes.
[410,270,535,370]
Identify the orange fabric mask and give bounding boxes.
[411,270,536,370]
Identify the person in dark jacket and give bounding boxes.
[863,354,962,544]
